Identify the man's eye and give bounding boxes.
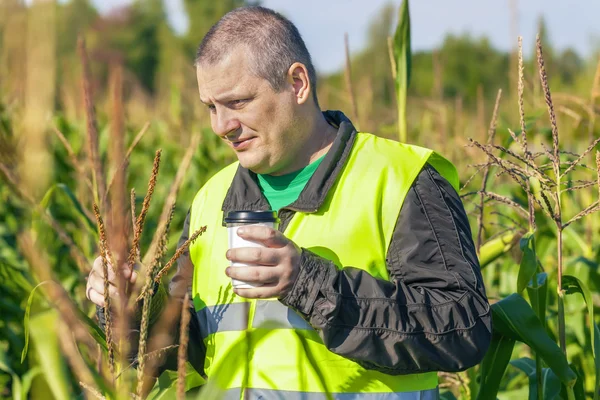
[207,104,216,113]
[229,99,249,108]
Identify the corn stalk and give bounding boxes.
[390,0,411,143]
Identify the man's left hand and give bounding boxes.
[225,225,301,299]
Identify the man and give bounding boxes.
[87,6,491,399]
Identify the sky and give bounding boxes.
[88,0,600,74]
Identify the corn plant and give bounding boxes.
[459,35,600,400]
[0,34,223,399]
[389,0,411,143]
[2,2,600,399]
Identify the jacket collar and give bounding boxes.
[221,110,357,215]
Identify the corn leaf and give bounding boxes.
[392,0,411,143]
[492,293,577,388]
[510,358,563,400]
[75,306,107,351]
[146,364,205,399]
[594,323,600,400]
[15,367,41,400]
[565,255,600,294]
[527,272,548,328]
[518,231,537,293]
[563,275,596,359]
[476,332,515,400]
[562,275,600,399]
[565,308,586,354]
[39,183,96,235]
[20,281,51,363]
[569,363,586,400]
[440,390,458,400]
[0,347,21,400]
[539,368,562,400]
[563,229,593,259]
[509,357,538,400]
[28,310,72,400]
[497,387,531,400]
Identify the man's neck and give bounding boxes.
[269,110,338,176]
[307,112,337,163]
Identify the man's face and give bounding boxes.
[196,49,303,175]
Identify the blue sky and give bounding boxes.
[89,0,600,74]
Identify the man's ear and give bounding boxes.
[287,62,311,105]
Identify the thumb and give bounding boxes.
[121,263,138,283]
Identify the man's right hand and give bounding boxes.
[86,256,138,307]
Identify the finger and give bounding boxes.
[129,269,138,285]
[236,225,288,248]
[233,283,281,299]
[89,266,118,287]
[88,273,120,298]
[92,257,118,281]
[226,246,279,266]
[226,266,279,284]
[88,289,106,307]
[93,257,137,284]
[94,256,134,273]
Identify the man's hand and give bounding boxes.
[225,225,301,299]
[86,257,138,307]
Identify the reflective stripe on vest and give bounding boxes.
[189,132,459,396]
[196,300,312,337]
[220,387,440,400]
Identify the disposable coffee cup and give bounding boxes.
[224,210,280,289]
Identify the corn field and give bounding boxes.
[1,1,599,399]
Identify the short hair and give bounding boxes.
[195,6,319,106]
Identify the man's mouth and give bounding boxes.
[229,137,255,150]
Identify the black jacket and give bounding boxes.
[100,110,492,376]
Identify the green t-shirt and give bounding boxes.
[257,154,326,212]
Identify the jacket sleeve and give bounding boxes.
[96,210,206,377]
[280,163,492,375]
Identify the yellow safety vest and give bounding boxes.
[189,132,459,399]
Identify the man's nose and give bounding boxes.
[212,108,240,137]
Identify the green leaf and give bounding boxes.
[565,255,600,294]
[510,357,537,400]
[16,367,41,400]
[492,293,577,388]
[527,272,548,329]
[440,390,458,400]
[21,281,51,363]
[563,275,595,358]
[497,386,531,400]
[75,307,107,351]
[569,363,586,400]
[565,309,586,350]
[0,345,15,375]
[146,364,205,399]
[0,345,22,400]
[563,228,593,258]
[39,183,96,234]
[540,368,562,400]
[11,376,22,400]
[592,323,600,400]
[476,333,515,400]
[467,361,481,398]
[510,358,563,400]
[392,0,411,142]
[28,310,72,400]
[518,231,537,293]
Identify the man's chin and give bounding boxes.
[237,157,267,174]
